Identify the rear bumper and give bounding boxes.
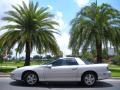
[98,71,111,80]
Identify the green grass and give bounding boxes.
[110,68,120,77]
[0,60,47,67]
[0,67,15,74]
[109,64,120,68]
[109,64,120,77]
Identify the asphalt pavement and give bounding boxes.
[0,77,120,90]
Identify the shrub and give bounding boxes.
[82,51,94,62]
[0,59,4,67]
[112,55,120,65]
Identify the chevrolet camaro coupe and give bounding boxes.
[10,57,111,86]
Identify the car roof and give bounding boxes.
[60,57,76,60]
[59,57,85,65]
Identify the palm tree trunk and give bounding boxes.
[96,40,102,63]
[24,41,30,66]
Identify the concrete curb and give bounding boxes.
[111,77,120,79]
[0,75,10,77]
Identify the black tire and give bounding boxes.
[82,72,96,86]
[23,72,38,85]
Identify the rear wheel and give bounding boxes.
[24,72,38,85]
[82,72,96,86]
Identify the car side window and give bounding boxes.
[51,59,65,66]
[65,59,78,65]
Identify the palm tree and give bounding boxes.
[69,3,120,63]
[0,1,60,66]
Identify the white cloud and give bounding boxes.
[53,11,65,30]
[56,12,63,18]
[0,0,29,15]
[53,11,72,56]
[47,5,53,10]
[0,0,29,27]
[74,0,90,7]
[55,33,71,56]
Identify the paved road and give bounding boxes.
[0,77,120,90]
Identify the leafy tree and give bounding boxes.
[102,48,108,59]
[0,48,5,59]
[0,1,60,66]
[53,50,63,58]
[33,55,41,60]
[0,47,11,59]
[7,50,13,59]
[0,59,4,68]
[112,55,120,65]
[82,51,93,62]
[69,2,120,63]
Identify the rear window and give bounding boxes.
[66,59,78,65]
[82,58,93,64]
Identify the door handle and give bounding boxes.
[72,68,77,70]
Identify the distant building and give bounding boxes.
[108,48,117,56]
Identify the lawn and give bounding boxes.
[0,60,47,67]
[109,64,120,77]
[0,67,15,74]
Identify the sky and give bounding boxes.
[0,0,120,57]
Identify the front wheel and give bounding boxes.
[24,72,38,85]
[82,73,96,86]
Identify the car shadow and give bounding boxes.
[10,81,113,88]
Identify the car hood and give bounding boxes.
[19,65,41,69]
[12,65,46,73]
[18,65,48,70]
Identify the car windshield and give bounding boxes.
[82,58,93,65]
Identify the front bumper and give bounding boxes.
[98,71,111,80]
[10,73,21,80]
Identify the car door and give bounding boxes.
[43,58,79,81]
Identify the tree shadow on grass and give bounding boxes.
[10,81,113,88]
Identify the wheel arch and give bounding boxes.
[81,70,98,80]
[21,70,39,81]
